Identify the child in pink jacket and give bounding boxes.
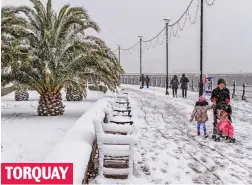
[190,96,214,137]
[217,110,234,141]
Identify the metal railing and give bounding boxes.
[120,75,252,101]
[229,81,252,101]
[120,75,202,92]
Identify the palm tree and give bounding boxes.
[2,0,123,116]
[65,82,86,101]
[1,7,31,96]
[15,90,29,101]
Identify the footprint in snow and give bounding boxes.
[164,161,169,166]
[175,174,181,181]
[151,145,158,149]
[149,148,154,152]
[151,156,156,161]
[160,168,167,173]
[142,163,151,173]
[188,163,202,174]
[151,178,162,184]
[209,165,218,172]
[138,160,143,164]
[200,156,207,163]
[158,145,165,150]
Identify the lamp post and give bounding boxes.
[139,36,143,89]
[118,45,121,83]
[118,45,121,64]
[199,0,204,97]
[164,18,170,95]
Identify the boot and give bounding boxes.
[215,136,220,142]
[229,138,235,143]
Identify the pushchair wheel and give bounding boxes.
[212,135,216,140]
[215,137,220,142]
[229,138,235,143]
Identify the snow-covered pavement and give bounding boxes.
[124,85,252,184]
[1,90,104,162]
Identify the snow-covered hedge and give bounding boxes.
[44,96,110,184]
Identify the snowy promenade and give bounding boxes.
[124,85,252,184]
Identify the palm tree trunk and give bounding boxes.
[37,92,64,116]
[15,91,29,101]
[66,87,84,101]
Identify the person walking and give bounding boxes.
[210,78,232,137]
[190,96,214,137]
[140,74,145,89]
[180,74,189,98]
[145,75,150,88]
[170,75,179,98]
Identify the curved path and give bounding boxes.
[125,85,252,184]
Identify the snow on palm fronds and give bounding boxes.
[2,0,123,115]
[1,7,33,87]
[2,0,123,94]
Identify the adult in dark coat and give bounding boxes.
[211,79,230,104]
[180,74,189,98]
[140,74,145,89]
[211,78,232,135]
[170,75,179,98]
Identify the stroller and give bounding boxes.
[212,102,235,143]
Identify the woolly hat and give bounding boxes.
[217,78,226,85]
[199,95,206,102]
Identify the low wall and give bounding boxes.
[44,96,111,184]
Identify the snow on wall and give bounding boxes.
[44,96,111,184]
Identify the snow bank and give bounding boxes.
[44,97,111,184]
[91,175,149,184]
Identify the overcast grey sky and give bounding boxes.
[2,0,252,74]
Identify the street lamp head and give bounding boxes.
[163,18,171,23]
[138,36,143,39]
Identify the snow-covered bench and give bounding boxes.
[114,89,130,104]
[108,100,132,117]
[104,108,134,125]
[116,88,128,95]
[93,119,136,179]
[120,91,128,95]
[115,94,130,106]
[115,93,129,101]
[102,117,134,135]
[116,100,130,107]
